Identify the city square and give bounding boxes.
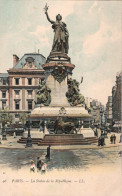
[0,1,121,196]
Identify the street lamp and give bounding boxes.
[25,113,32,147]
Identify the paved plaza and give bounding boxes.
[0,144,121,171]
[0,132,121,172]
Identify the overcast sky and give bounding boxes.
[0,0,121,105]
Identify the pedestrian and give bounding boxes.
[41,161,46,174]
[113,134,116,144]
[100,134,105,146]
[118,151,122,157]
[95,128,98,137]
[98,137,101,146]
[30,160,36,173]
[37,157,42,172]
[45,145,51,159]
[119,133,122,143]
[110,135,113,144]
[101,136,104,146]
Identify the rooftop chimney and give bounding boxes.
[13,54,19,66]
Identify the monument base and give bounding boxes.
[79,128,95,138]
[23,130,44,139]
[18,132,98,145]
[30,106,91,118]
[38,134,98,146]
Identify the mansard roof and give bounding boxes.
[13,53,46,69]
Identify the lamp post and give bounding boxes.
[26,113,32,147]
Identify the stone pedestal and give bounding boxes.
[42,52,75,107]
[46,75,70,106]
[29,51,95,142]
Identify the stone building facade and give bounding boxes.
[0,73,9,110]
[0,53,46,122]
[85,98,105,126]
[112,72,122,128]
[106,96,112,125]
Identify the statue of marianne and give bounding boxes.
[44,3,69,54]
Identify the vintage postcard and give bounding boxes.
[0,0,121,196]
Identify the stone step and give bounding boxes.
[44,134,83,140]
[20,137,42,140]
[38,139,90,145]
[38,142,89,146]
[86,137,98,143]
[38,140,88,144]
[17,141,40,144]
[17,138,42,144]
[40,139,87,142]
[37,136,98,146]
[17,135,98,145]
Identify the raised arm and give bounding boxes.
[45,11,54,24]
[44,4,54,24]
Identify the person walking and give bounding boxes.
[37,157,42,172]
[41,161,46,174]
[101,135,105,146]
[30,160,36,173]
[113,134,116,144]
[98,137,101,146]
[95,128,98,137]
[110,135,113,144]
[119,133,122,143]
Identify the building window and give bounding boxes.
[15,78,19,85]
[2,79,6,85]
[28,78,32,85]
[15,102,20,110]
[2,91,6,98]
[15,90,20,98]
[27,90,32,98]
[28,101,32,110]
[2,101,6,109]
[28,90,32,95]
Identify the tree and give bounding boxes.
[0,108,14,127]
[19,112,28,125]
